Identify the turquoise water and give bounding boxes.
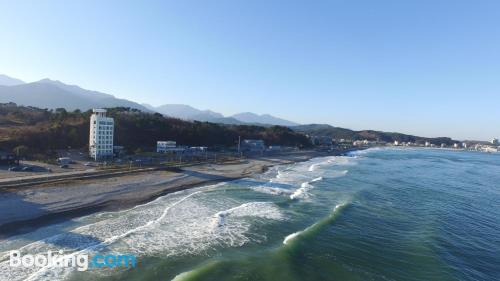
[1,148,499,280]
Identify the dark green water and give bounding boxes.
[1,148,499,280]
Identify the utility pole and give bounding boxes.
[16,147,20,166]
[238,136,241,158]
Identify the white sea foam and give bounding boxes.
[308,164,318,172]
[251,185,292,196]
[212,202,284,228]
[0,182,256,281]
[5,195,285,280]
[335,170,349,176]
[347,147,381,157]
[311,176,323,182]
[307,156,357,172]
[290,181,314,200]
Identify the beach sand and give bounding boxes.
[0,150,333,237]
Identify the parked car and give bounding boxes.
[84,162,94,166]
[8,166,21,172]
[22,166,34,171]
[60,164,69,168]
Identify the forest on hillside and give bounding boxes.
[0,103,311,159]
[292,124,455,145]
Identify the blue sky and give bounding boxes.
[1,0,499,140]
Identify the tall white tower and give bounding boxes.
[89,109,114,160]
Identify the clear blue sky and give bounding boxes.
[1,0,499,140]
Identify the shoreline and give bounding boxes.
[0,149,350,238]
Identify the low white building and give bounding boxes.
[89,109,114,160]
[157,141,177,153]
[242,139,266,152]
[57,157,72,165]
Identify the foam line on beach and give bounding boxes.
[21,183,231,281]
[212,202,284,228]
[16,181,283,281]
[22,189,205,281]
[0,182,229,258]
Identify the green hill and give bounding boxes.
[292,124,455,145]
[0,103,310,159]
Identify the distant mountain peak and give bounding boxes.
[0,74,25,86]
[35,78,116,100]
[0,76,150,112]
[231,112,299,126]
[38,78,58,82]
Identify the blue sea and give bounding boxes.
[1,148,499,280]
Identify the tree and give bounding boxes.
[13,145,29,158]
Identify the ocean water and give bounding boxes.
[1,148,499,281]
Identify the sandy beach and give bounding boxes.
[0,150,334,237]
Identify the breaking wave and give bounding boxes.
[283,202,349,245]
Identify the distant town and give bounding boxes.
[353,138,499,152]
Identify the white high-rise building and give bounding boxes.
[492,138,499,146]
[89,109,114,160]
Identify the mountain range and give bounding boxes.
[0,76,151,112]
[0,74,298,126]
[141,104,298,126]
[0,74,457,144]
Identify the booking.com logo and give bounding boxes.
[9,250,136,272]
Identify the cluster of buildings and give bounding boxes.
[87,108,281,162]
[469,138,499,153]
[155,139,272,155]
[381,138,500,153]
[156,141,207,154]
[307,133,500,154]
[308,135,384,149]
[392,140,500,152]
[86,109,500,161]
